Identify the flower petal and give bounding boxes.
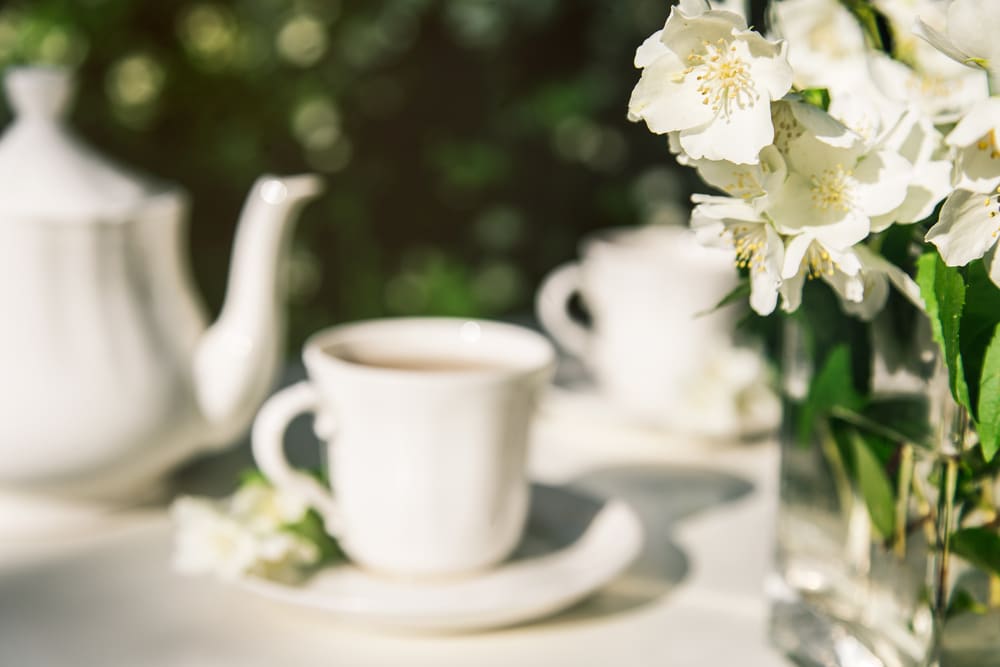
[946,98,1000,147]
[781,233,813,279]
[744,35,794,100]
[888,160,953,225]
[750,265,780,315]
[660,7,747,59]
[679,101,773,164]
[945,0,1000,68]
[809,211,870,251]
[954,143,1000,193]
[914,17,975,67]
[852,149,912,217]
[635,29,668,68]
[925,189,1000,266]
[628,50,716,132]
[780,269,806,313]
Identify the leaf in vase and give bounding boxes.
[832,396,934,448]
[849,429,896,540]
[977,326,1000,462]
[798,345,865,445]
[946,588,988,619]
[951,527,1000,577]
[917,252,970,411]
[959,260,1000,419]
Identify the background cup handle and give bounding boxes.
[535,262,590,359]
[251,381,342,536]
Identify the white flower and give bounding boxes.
[771,98,863,155]
[871,109,953,230]
[841,244,926,320]
[779,233,865,313]
[916,0,1000,82]
[628,1,793,164]
[684,144,787,207]
[769,0,868,90]
[826,87,903,150]
[946,98,1000,192]
[171,491,321,582]
[767,128,912,250]
[691,194,785,315]
[926,188,1000,286]
[230,482,311,532]
[171,497,261,580]
[868,48,988,124]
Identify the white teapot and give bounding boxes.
[0,67,323,503]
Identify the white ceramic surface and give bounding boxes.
[535,225,740,428]
[241,487,643,632]
[0,67,323,505]
[252,318,556,577]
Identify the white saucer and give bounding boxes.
[241,485,643,632]
[541,381,780,443]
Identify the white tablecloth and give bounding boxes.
[0,392,791,667]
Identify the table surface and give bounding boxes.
[0,382,792,667]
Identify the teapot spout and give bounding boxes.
[193,174,323,446]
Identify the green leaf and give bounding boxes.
[798,345,865,445]
[958,260,1000,417]
[946,588,988,619]
[849,429,897,540]
[951,527,1000,577]
[917,252,970,411]
[799,87,831,111]
[977,325,1000,462]
[239,468,269,487]
[832,396,933,448]
[284,509,343,565]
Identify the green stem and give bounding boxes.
[894,444,914,559]
[911,473,939,545]
[935,457,959,617]
[981,481,1000,608]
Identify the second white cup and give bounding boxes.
[535,225,739,425]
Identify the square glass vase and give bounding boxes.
[768,318,1000,667]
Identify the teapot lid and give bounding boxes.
[0,66,166,223]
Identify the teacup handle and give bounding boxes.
[535,262,591,358]
[251,382,342,536]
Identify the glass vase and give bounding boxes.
[767,297,1000,667]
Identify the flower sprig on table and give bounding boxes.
[171,470,341,583]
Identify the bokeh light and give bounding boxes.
[106,53,166,127]
[276,13,328,67]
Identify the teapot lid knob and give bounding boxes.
[4,66,74,121]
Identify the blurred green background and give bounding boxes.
[0,0,703,352]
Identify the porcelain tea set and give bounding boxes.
[0,65,770,630]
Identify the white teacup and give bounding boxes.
[251,317,555,578]
[535,225,739,426]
